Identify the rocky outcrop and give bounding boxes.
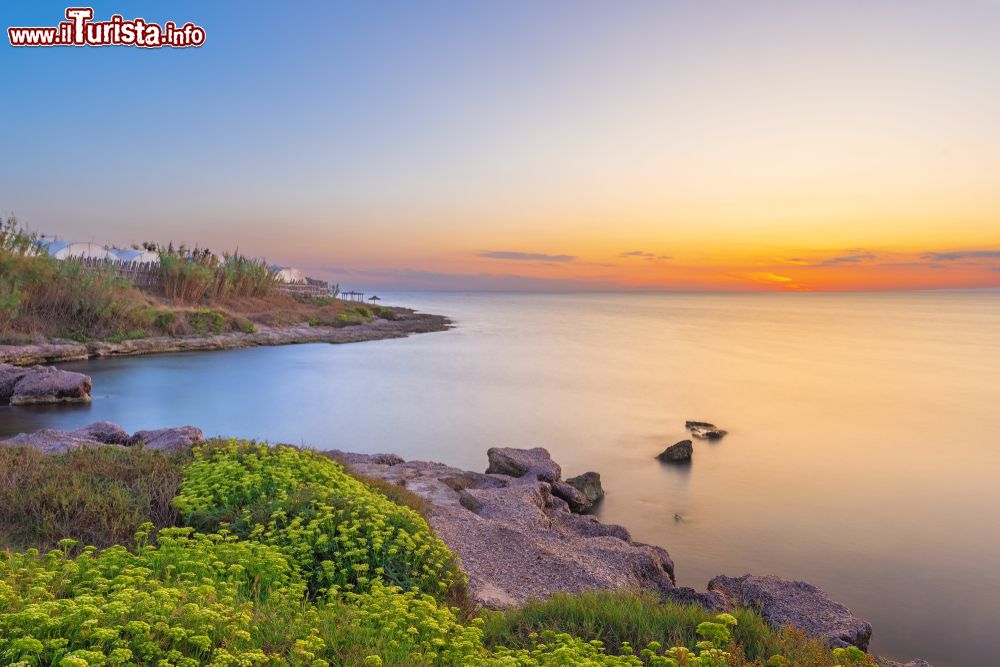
[1,422,203,454]
[708,574,873,650]
[657,439,693,462]
[130,426,204,452]
[0,312,450,366]
[686,421,727,440]
[0,363,91,405]
[347,447,676,609]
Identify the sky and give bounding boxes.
[2,0,999,292]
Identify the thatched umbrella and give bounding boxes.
[368,295,381,303]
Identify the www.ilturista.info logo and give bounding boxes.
[8,7,205,48]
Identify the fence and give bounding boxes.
[78,257,161,288]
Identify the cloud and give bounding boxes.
[618,250,672,260]
[920,250,1000,261]
[748,272,793,283]
[479,251,575,262]
[818,252,877,266]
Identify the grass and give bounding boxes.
[0,445,190,551]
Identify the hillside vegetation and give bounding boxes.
[0,441,876,666]
[0,216,383,343]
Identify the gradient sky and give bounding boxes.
[2,0,1000,291]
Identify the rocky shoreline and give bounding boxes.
[0,309,450,366]
[0,422,932,667]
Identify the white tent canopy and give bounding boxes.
[39,240,117,261]
[271,266,307,284]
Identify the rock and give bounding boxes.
[665,586,727,610]
[566,471,605,508]
[328,450,405,466]
[0,429,112,455]
[708,574,872,650]
[0,364,32,400]
[657,439,693,462]
[686,421,727,440]
[129,426,203,451]
[551,480,592,513]
[486,447,561,483]
[348,452,678,608]
[0,363,91,405]
[876,658,934,667]
[71,421,131,445]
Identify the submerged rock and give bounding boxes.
[657,439,693,462]
[686,420,728,440]
[130,426,204,452]
[708,574,873,650]
[876,658,934,667]
[0,363,91,405]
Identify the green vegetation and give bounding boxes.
[0,441,870,666]
[0,216,151,340]
[157,245,278,303]
[186,309,226,335]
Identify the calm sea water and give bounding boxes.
[3,292,999,666]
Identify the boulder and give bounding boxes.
[708,574,872,650]
[684,421,728,440]
[71,421,131,445]
[0,364,32,400]
[0,363,91,405]
[0,429,112,455]
[686,421,727,440]
[551,480,592,513]
[566,471,605,507]
[657,439,693,462]
[486,447,561,483]
[130,426,204,452]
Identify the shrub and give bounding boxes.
[172,443,467,601]
[157,245,277,302]
[186,309,226,335]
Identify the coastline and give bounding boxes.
[0,308,450,366]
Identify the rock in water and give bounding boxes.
[657,439,693,462]
[0,363,92,405]
[551,480,592,513]
[685,420,728,439]
[708,574,873,650]
[566,471,605,507]
[486,446,561,482]
[130,426,204,452]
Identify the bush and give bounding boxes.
[158,245,277,303]
[172,443,467,601]
[186,309,226,335]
